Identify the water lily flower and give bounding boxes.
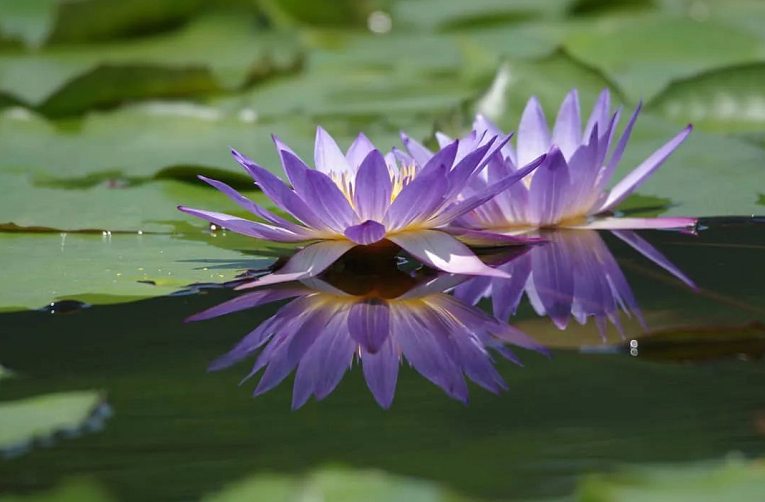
[188,258,547,409]
[455,229,696,337]
[444,89,697,232]
[178,128,546,288]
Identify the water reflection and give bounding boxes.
[188,250,547,408]
[190,228,697,407]
[455,229,696,337]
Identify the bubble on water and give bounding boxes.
[368,11,392,34]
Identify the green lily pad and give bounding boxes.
[0,0,56,48]
[0,105,434,181]
[0,233,273,311]
[0,478,116,502]
[470,51,622,132]
[391,0,574,31]
[0,172,273,233]
[0,391,106,455]
[648,63,765,133]
[203,467,470,502]
[0,14,301,116]
[563,14,764,102]
[579,459,765,502]
[0,105,314,180]
[614,113,765,217]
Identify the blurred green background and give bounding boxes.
[1,0,765,310]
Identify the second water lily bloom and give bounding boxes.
[450,89,697,233]
[178,127,546,287]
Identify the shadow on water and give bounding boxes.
[0,218,764,501]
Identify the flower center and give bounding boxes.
[328,162,418,208]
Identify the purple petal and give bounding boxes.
[231,149,332,231]
[492,256,532,321]
[400,131,433,167]
[598,102,643,193]
[517,96,551,168]
[353,149,392,222]
[599,125,693,213]
[253,307,332,397]
[394,308,468,402]
[435,132,453,149]
[315,126,352,175]
[388,230,510,278]
[611,230,697,289]
[443,227,544,247]
[362,337,399,408]
[197,175,313,237]
[451,330,507,394]
[346,132,376,167]
[344,220,387,245]
[187,287,306,322]
[552,89,582,158]
[300,167,359,232]
[236,240,355,289]
[568,217,697,230]
[427,153,546,227]
[177,206,307,242]
[384,165,449,230]
[474,114,516,164]
[528,147,571,226]
[421,138,458,174]
[349,299,391,353]
[292,313,355,408]
[531,237,575,329]
[277,145,312,196]
[443,138,497,199]
[584,88,610,140]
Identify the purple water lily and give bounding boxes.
[178,127,546,288]
[188,265,547,409]
[445,89,697,232]
[454,229,696,338]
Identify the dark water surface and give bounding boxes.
[1,218,764,501]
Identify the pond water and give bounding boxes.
[1,217,764,501]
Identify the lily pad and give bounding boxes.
[203,467,469,502]
[0,233,273,311]
[0,478,116,502]
[470,51,622,131]
[648,63,765,133]
[0,391,107,456]
[0,105,313,180]
[579,459,765,502]
[0,14,301,116]
[563,14,764,102]
[391,0,574,31]
[0,105,432,181]
[0,172,272,233]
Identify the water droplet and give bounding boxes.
[40,299,91,315]
[137,230,143,235]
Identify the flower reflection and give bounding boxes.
[189,250,547,409]
[455,229,696,337]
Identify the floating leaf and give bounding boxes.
[0,478,117,502]
[0,173,272,233]
[0,233,274,311]
[563,14,764,102]
[391,0,574,31]
[0,391,108,457]
[0,14,301,116]
[579,459,765,502]
[203,467,467,502]
[470,51,623,130]
[649,63,765,133]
